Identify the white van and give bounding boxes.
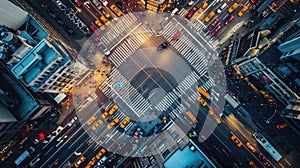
[171,8,179,16]
[217,3,227,13]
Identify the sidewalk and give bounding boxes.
[57,55,112,126]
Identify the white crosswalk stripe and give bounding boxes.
[191,21,206,31]
[175,71,200,97]
[178,8,188,17]
[201,76,216,91]
[161,25,209,76]
[109,25,153,67]
[103,68,151,117]
[101,14,138,45]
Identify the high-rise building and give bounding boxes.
[0,1,86,94]
[277,36,300,62]
[0,0,86,144]
[0,60,52,145]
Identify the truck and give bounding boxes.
[224,94,240,109]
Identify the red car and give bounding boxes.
[185,6,197,20]
[250,0,256,3]
[208,18,219,30]
[172,31,182,40]
[258,153,271,167]
[33,132,46,144]
[225,15,235,25]
[74,0,82,6]
[213,107,221,114]
[212,25,222,36]
[89,25,100,36]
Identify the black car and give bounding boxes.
[48,10,56,19]
[158,42,168,50]
[65,26,75,35]
[57,18,65,26]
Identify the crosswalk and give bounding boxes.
[160,22,208,76]
[201,76,216,91]
[169,103,186,120]
[99,68,151,117]
[178,8,188,17]
[101,13,138,45]
[155,92,177,112]
[191,20,206,31]
[108,24,154,67]
[175,71,200,97]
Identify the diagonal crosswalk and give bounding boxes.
[109,24,154,67]
[161,22,209,76]
[178,8,188,17]
[99,67,151,117]
[101,13,138,45]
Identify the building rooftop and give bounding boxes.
[0,61,39,120]
[163,140,215,168]
[11,39,69,91]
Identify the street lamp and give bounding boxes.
[264,109,277,124]
[74,7,81,15]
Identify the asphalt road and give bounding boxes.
[5,1,299,168]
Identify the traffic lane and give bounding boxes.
[29,0,86,40]
[215,8,251,40]
[37,125,87,167]
[204,127,261,168]
[63,0,96,30]
[225,76,288,166]
[175,18,216,54]
[43,126,99,168]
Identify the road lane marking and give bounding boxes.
[110,23,142,51]
[174,18,211,53]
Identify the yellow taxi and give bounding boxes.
[204,11,215,22]
[101,111,109,120]
[246,142,256,153]
[87,115,97,125]
[107,118,119,129]
[108,105,118,115]
[238,6,248,16]
[120,117,130,129]
[198,1,208,13]
[94,20,105,31]
[74,155,86,168]
[96,148,106,160]
[248,161,258,168]
[110,4,123,17]
[230,135,243,147]
[100,15,110,26]
[228,2,239,13]
[92,119,103,131]
[197,97,207,106]
[85,157,97,168]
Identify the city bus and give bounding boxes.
[224,94,240,109]
[197,87,210,99]
[253,132,282,161]
[186,111,198,123]
[14,147,35,166]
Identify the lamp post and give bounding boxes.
[264,109,277,124]
[74,7,81,15]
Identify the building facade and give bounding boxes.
[0,1,86,94]
[237,57,297,106]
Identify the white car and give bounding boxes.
[92,0,102,10]
[67,116,78,126]
[100,0,108,6]
[217,3,227,14]
[188,1,194,6]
